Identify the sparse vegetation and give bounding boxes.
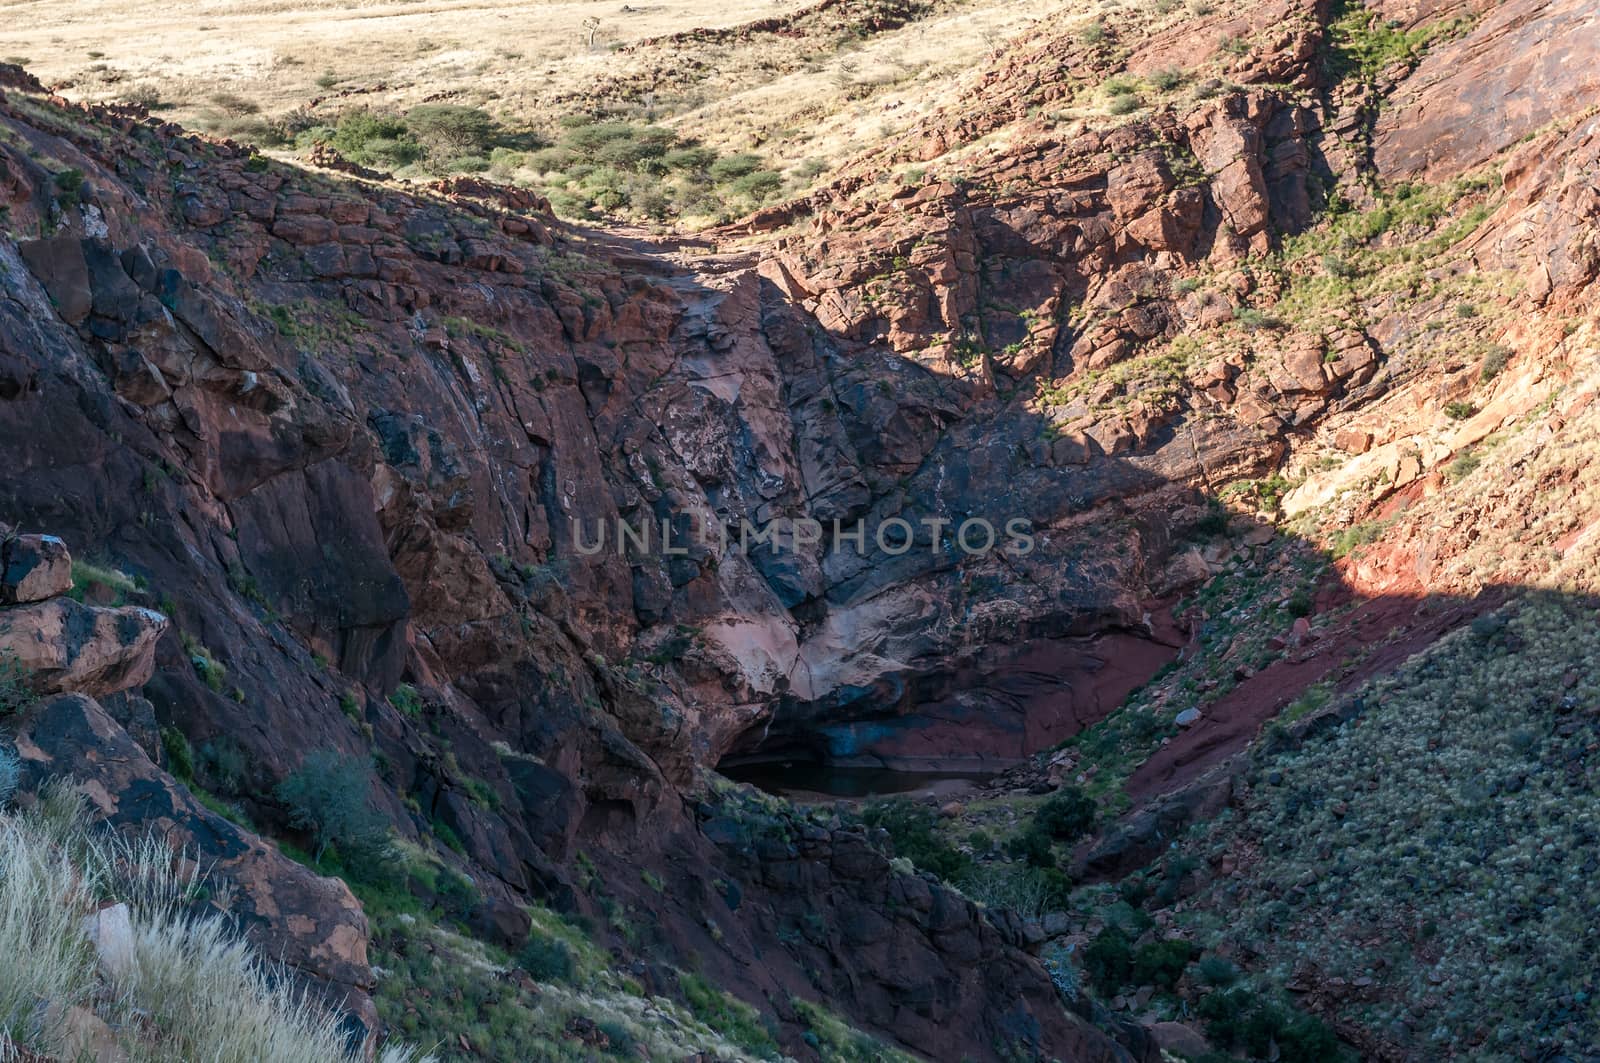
[67,560,139,604]
[0,651,32,716]
[1177,596,1600,1058]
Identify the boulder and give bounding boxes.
[0,597,167,699]
[1333,427,1374,455]
[1147,1020,1211,1057]
[468,897,533,951]
[1,533,73,605]
[82,902,136,981]
[17,237,92,325]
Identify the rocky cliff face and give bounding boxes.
[2,0,1597,1054]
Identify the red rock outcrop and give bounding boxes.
[1373,0,1600,181]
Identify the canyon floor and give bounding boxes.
[2,0,1600,1060]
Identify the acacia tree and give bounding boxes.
[275,749,391,873]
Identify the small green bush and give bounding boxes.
[1199,988,1343,1060]
[1131,939,1196,988]
[0,746,18,807]
[389,683,423,717]
[53,168,85,207]
[1196,954,1239,986]
[1082,925,1133,993]
[1479,344,1511,382]
[518,934,575,982]
[1445,449,1482,483]
[1004,826,1056,868]
[708,153,763,181]
[677,971,780,1055]
[663,146,716,172]
[161,726,195,781]
[1035,786,1096,843]
[328,110,419,168]
[1234,307,1284,330]
[1149,67,1185,91]
[861,799,971,880]
[598,1020,636,1057]
[275,749,392,870]
[728,170,784,203]
[0,651,32,716]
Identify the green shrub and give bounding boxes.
[1196,954,1239,986]
[593,125,676,171]
[0,745,20,807]
[1108,94,1143,116]
[677,971,780,1055]
[1082,925,1133,993]
[275,749,392,869]
[1199,988,1343,1060]
[1234,307,1284,330]
[1191,502,1230,538]
[860,799,970,880]
[197,738,248,792]
[389,683,423,717]
[728,170,783,202]
[562,120,643,155]
[329,110,419,167]
[1329,519,1389,558]
[405,104,498,155]
[1149,67,1185,91]
[708,153,762,181]
[1131,939,1196,988]
[53,168,85,207]
[1035,786,1096,842]
[1004,826,1056,868]
[518,934,575,982]
[663,146,716,172]
[161,726,195,781]
[1479,344,1511,382]
[597,1019,636,1057]
[1444,400,1476,420]
[1445,449,1481,482]
[0,651,32,716]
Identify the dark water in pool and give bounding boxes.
[719,758,995,800]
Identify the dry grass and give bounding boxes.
[0,780,428,1063]
[0,0,1060,188]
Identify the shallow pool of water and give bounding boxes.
[718,758,994,801]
